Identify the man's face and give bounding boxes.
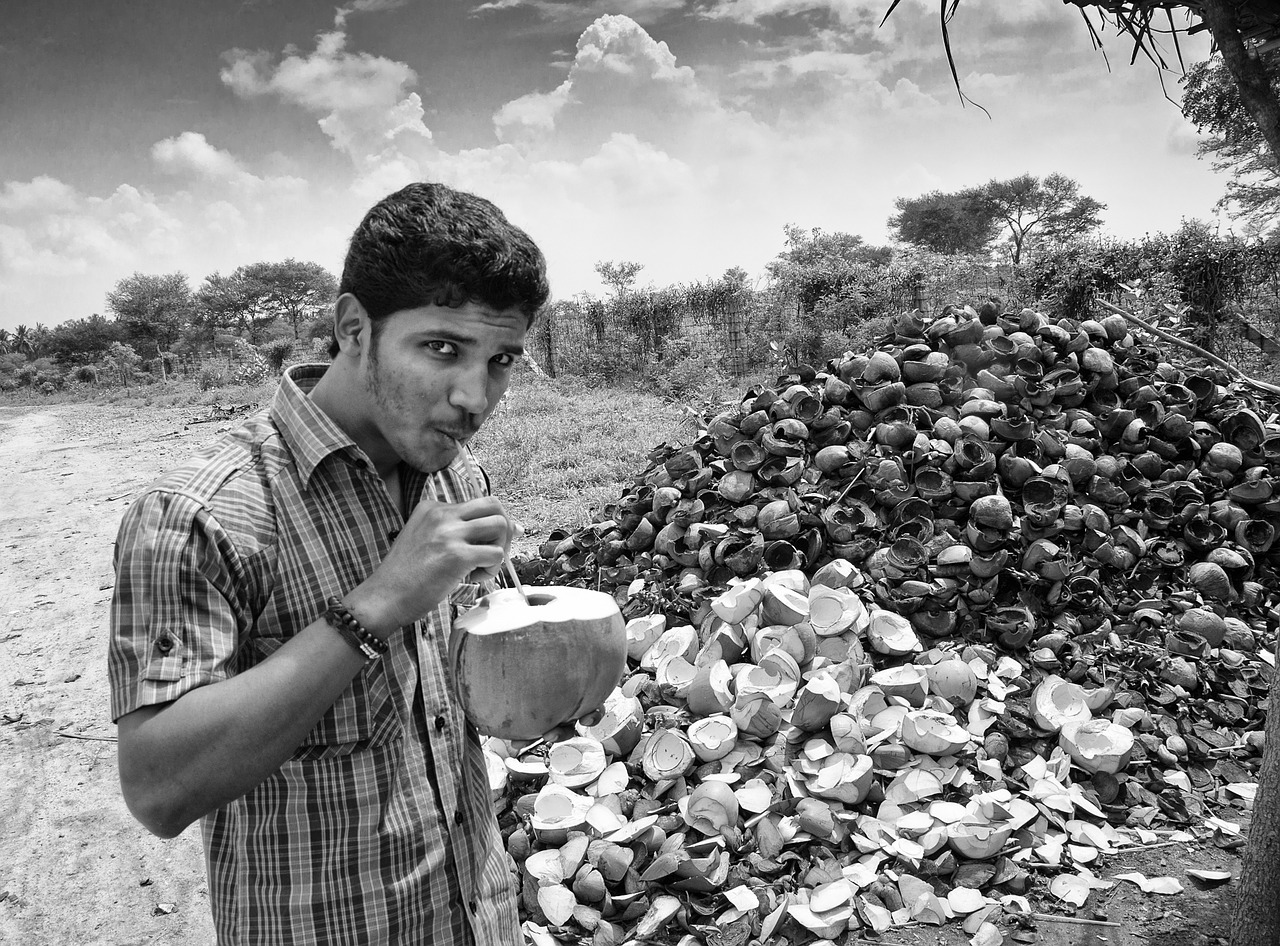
[360,301,528,473]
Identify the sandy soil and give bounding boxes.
[1,400,222,945]
[0,398,1246,946]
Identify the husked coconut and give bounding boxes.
[760,584,810,626]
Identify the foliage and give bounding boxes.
[243,259,337,339]
[99,341,144,387]
[888,188,1000,255]
[107,272,194,353]
[1183,50,1280,233]
[42,314,127,366]
[594,260,645,297]
[195,270,277,344]
[260,338,295,373]
[767,224,894,311]
[642,327,733,401]
[69,365,100,385]
[198,363,229,391]
[980,173,1106,265]
[231,338,269,385]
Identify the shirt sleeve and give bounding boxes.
[108,488,251,722]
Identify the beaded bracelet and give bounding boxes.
[324,596,390,661]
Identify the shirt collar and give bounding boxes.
[271,363,364,487]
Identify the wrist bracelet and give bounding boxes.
[324,596,390,661]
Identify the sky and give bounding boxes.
[0,0,1231,333]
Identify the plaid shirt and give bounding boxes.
[108,364,520,946]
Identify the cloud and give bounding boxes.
[334,0,409,29]
[220,30,436,184]
[471,0,687,25]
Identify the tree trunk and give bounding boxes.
[1193,7,1280,944]
[1197,0,1280,170]
[1232,627,1280,945]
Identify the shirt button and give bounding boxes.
[155,635,174,655]
[455,810,466,826]
[434,715,447,731]
[468,899,478,914]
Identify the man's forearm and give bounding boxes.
[117,615,372,838]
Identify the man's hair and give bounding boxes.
[331,182,550,357]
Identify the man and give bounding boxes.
[109,182,560,944]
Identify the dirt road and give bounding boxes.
[1,402,220,945]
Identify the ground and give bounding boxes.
[0,400,1250,946]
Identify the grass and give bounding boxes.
[0,368,751,558]
[471,374,734,556]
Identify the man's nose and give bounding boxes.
[448,365,489,414]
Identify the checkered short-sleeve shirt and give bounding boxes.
[108,364,520,946]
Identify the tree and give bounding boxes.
[979,173,1106,264]
[0,329,10,354]
[1183,49,1280,232]
[195,271,269,343]
[888,188,1001,255]
[10,324,35,356]
[106,272,194,356]
[880,4,1280,941]
[43,314,126,366]
[595,260,645,297]
[239,259,338,340]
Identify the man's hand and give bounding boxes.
[346,497,520,636]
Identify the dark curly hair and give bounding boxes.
[331,182,550,357]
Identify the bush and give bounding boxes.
[260,338,295,373]
[198,363,228,391]
[643,328,732,401]
[68,365,99,385]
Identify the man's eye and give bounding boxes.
[426,341,458,355]
[493,353,517,367]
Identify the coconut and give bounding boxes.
[711,579,764,624]
[922,657,979,706]
[759,584,810,626]
[900,709,971,756]
[640,729,695,782]
[547,736,608,789]
[870,665,930,707]
[1030,674,1092,733]
[687,713,740,762]
[531,784,592,844]
[451,587,627,740]
[808,585,868,636]
[578,690,645,758]
[866,608,921,656]
[1059,719,1135,774]
[682,780,741,835]
[948,820,1015,860]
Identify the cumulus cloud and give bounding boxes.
[220,30,436,188]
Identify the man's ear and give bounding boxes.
[332,294,371,358]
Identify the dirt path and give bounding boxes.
[0,402,224,945]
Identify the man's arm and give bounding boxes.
[116,495,516,838]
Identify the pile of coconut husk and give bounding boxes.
[501,303,1278,946]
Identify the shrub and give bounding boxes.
[260,338,295,373]
[68,365,99,385]
[643,328,733,401]
[198,363,228,391]
[39,381,56,396]
[99,342,143,386]
[231,339,268,384]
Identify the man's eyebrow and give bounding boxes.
[413,327,524,356]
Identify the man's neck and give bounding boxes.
[308,360,398,480]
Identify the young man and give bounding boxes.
[109,183,557,944]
